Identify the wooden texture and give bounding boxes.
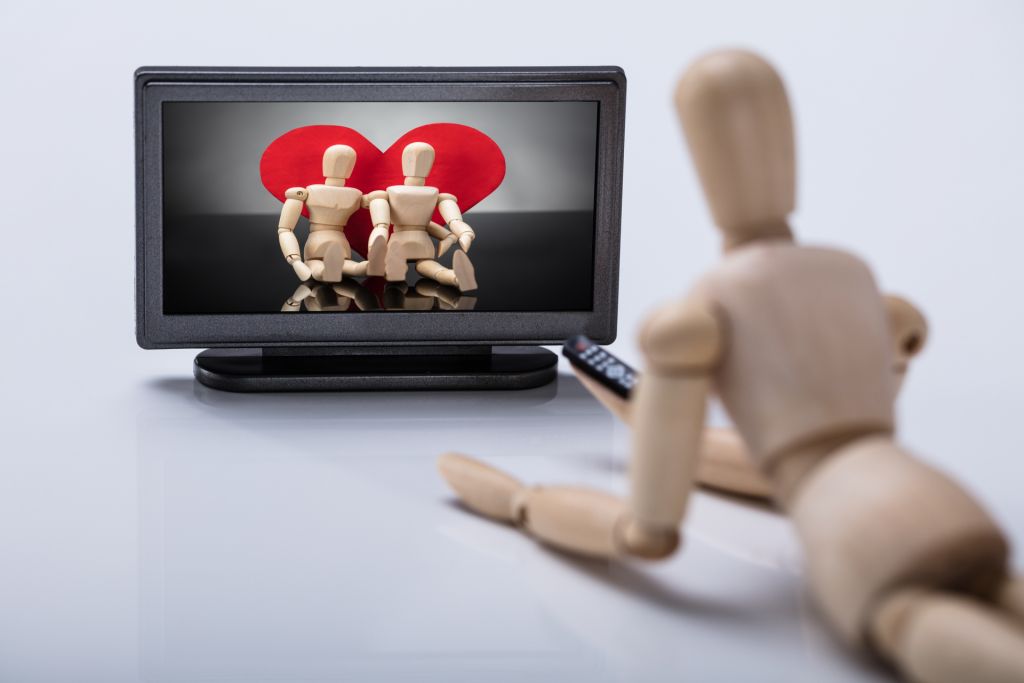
[885,294,929,392]
[628,301,720,530]
[697,428,774,499]
[402,141,435,179]
[451,250,477,292]
[365,226,388,277]
[274,147,376,282]
[675,50,795,249]
[437,47,1024,680]
[571,366,633,422]
[694,243,896,468]
[438,195,463,223]
[322,144,357,180]
[381,143,480,290]
[518,486,629,558]
[277,230,303,264]
[415,260,458,288]
[429,221,458,256]
[871,589,1024,683]
[571,366,774,499]
[791,435,1007,646]
[997,577,1024,622]
[437,453,523,522]
[304,184,362,233]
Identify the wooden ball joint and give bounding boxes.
[438,50,1024,683]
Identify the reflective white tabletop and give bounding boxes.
[6,361,954,682]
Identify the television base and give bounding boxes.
[193,346,558,392]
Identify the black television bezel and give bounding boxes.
[135,66,625,349]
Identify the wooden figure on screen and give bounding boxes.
[438,50,1024,683]
[276,144,387,282]
[365,142,478,292]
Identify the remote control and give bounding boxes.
[562,335,639,399]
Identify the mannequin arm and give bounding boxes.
[438,298,722,559]
[439,193,475,252]
[572,365,633,422]
[571,360,773,500]
[360,191,391,275]
[278,187,312,281]
[621,299,721,555]
[883,294,928,394]
[365,191,391,240]
[426,221,457,256]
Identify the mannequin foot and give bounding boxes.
[452,250,477,292]
[367,234,387,277]
[321,243,345,283]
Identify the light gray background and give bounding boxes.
[163,101,598,214]
[2,1,1023,682]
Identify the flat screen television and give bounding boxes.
[135,66,625,391]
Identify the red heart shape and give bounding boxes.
[260,123,506,256]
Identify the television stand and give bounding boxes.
[193,345,558,392]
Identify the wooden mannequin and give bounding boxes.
[277,144,387,282]
[367,142,478,292]
[438,51,1024,683]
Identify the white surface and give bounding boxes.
[2,1,1024,681]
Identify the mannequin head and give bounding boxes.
[676,50,796,249]
[322,144,357,185]
[402,142,435,185]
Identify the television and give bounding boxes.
[135,66,625,391]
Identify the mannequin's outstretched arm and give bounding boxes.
[438,299,721,559]
[571,353,773,500]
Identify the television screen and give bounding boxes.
[161,101,599,315]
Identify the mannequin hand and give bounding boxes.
[459,232,475,253]
[438,234,458,257]
[291,259,312,281]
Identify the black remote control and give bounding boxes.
[562,335,638,399]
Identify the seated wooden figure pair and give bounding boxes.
[439,51,1024,683]
[276,141,477,292]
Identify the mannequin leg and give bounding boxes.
[451,250,477,292]
[870,588,1024,683]
[437,453,636,559]
[996,576,1024,624]
[385,242,409,282]
[416,251,477,293]
[318,242,345,282]
[342,260,369,278]
[366,226,388,277]
[415,259,458,288]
